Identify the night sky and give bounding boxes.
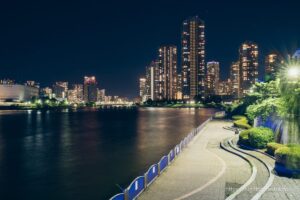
[1,0,300,98]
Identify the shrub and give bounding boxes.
[248,127,274,149]
[239,130,251,145]
[232,115,252,129]
[266,142,285,156]
[275,145,300,170]
[232,115,247,120]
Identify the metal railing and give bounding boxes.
[109,117,212,200]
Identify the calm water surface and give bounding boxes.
[0,108,215,200]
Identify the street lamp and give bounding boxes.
[287,66,300,80]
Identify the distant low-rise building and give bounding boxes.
[41,87,53,98]
[0,82,39,102]
[97,89,106,102]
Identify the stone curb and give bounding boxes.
[229,138,275,200]
[220,137,257,200]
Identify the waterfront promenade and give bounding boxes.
[138,120,300,200]
[139,120,251,200]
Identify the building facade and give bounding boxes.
[239,42,259,97]
[206,61,220,95]
[145,61,158,101]
[181,16,205,100]
[218,79,232,96]
[0,84,39,102]
[230,61,240,98]
[53,82,68,99]
[83,76,98,103]
[97,89,106,102]
[139,77,147,102]
[68,84,83,103]
[158,46,178,100]
[265,53,282,82]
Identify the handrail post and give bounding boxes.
[124,188,129,200]
[158,162,161,175]
[144,172,148,189]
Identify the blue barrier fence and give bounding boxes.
[109,117,212,200]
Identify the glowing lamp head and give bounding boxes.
[287,66,300,79]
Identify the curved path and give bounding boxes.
[138,121,251,200]
[221,136,273,200]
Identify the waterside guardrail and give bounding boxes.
[109,117,212,200]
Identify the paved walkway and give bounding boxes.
[230,137,300,200]
[138,120,251,200]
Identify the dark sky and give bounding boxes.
[1,0,300,98]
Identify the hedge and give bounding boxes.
[275,145,300,170]
[248,127,274,149]
[238,127,274,149]
[266,142,285,156]
[232,115,252,129]
[239,130,251,145]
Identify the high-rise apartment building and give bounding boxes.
[145,61,158,101]
[68,84,83,103]
[83,76,98,103]
[181,16,205,100]
[239,42,259,97]
[230,61,240,98]
[158,46,178,100]
[176,74,182,100]
[139,77,147,101]
[218,79,232,96]
[53,81,68,99]
[206,61,220,95]
[265,53,282,82]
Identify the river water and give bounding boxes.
[0,108,215,200]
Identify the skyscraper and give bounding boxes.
[265,53,282,82]
[206,61,220,95]
[230,61,240,98]
[239,42,259,97]
[181,16,205,100]
[218,79,232,96]
[145,61,158,101]
[53,81,68,99]
[139,77,147,101]
[83,76,98,103]
[158,46,178,100]
[67,84,83,103]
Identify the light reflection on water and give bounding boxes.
[0,108,215,200]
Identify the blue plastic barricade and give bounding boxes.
[109,193,125,200]
[159,156,168,173]
[127,176,145,200]
[146,164,158,186]
[169,149,175,162]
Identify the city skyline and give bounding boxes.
[1,1,300,98]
